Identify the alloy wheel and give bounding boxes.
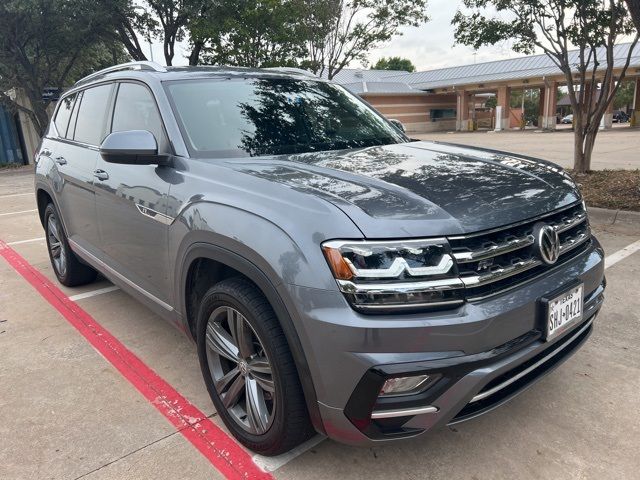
[47,215,66,277]
[205,306,276,435]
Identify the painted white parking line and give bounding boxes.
[604,239,640,270]
[0,192,34,198]
[252,435,325,473]
[68,285,120,301]
[0,209,37,217]
[7,237,45,246]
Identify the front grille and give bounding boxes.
[449,202,591,301]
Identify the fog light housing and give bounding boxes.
[379,375,431,397]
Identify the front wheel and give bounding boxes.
[196,277,313,456]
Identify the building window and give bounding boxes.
[430,108,456,120]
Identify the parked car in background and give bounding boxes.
[34,62,605,456]
[613,110,629,123]
[561,114,573,124]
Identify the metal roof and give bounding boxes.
[381,43,640,90]
[342,81,421,95]
[323,68,410,85]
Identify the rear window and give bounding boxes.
[54,94,76,137]
[165,78,406,158]
[74,84,113,145]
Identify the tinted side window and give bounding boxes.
[74,84,113,145]
[112,83,165,146]
[54,94,76,137]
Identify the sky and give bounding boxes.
[146,0,524,72]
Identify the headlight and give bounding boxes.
[322,239,464,313]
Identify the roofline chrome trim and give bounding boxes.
[470,317,593,403]
[75,61,167,87]
[68,239,174,311]
[371,405,439,419]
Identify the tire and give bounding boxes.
[44,203,97,287]
[196,277,313,456]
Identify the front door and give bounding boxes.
[94,81,173,305]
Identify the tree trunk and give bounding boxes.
[573,128,588,173]
[189,40,204,65]
[625,0,640,30]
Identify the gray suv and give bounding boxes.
[35,61,605,456]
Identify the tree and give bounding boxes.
[373,56,416,72]
[626,0,640,29]
[0,0,127,137]
[453,0,639,173]
[98,0,155,61]
[304,0,429,79]
[145,0,209,66]
[200,0,308,68]
[613,80,636,109]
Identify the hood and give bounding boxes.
[229,141,581,238]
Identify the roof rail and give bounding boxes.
[74,61,167,87]
[264,67,317,78]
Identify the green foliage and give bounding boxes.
[305,0,429,79]
[0,0,127,136]
[452,0,639,172]
[200,0,309,68]
[373,57,416,72]
[614,80,636,109]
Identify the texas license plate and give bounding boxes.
[545,284,584,341]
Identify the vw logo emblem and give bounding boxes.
[535,223,560,265]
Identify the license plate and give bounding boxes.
[545,284,584,341]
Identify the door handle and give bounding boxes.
[93,169,109,181]
[54,156,67,165]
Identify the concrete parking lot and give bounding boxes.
[416,125,639,170]
[1,166,639,480]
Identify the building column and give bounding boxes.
[456,90,472,131]
[601,77,614,129]
[494,86,510,131]
[541,81,558,130]
[631,77,640,127]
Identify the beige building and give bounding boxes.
[334,42,640,134]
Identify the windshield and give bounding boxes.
[165,77,407,158]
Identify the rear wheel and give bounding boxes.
[196,277,313,455]
[44,203,97,287]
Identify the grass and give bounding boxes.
[0,162,26,170]
[569,169,640,212]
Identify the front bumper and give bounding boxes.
[284,238,605,445]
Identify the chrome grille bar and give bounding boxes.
[453,235,534,263]
[459,227,590,289]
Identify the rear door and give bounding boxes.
[51,83,114,251]
[93,81,173,305]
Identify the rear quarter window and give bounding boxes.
[74,84,113,145]
[53,94,76,137]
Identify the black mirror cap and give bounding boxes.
[389,118,406,133]
[100,130,169,166]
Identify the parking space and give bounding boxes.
[1,167,639,479]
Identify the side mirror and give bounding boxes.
[389,118,406,133]
[100,130,169,166]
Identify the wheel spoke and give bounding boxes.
[227,307,254,359]
[215,366,240,393]
[206,321,240,362]
[245,378,269,434]
[48,218,60,241]
[248,357,274,392]
[222,373,245,409]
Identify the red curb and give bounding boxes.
[0,240,272,480]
